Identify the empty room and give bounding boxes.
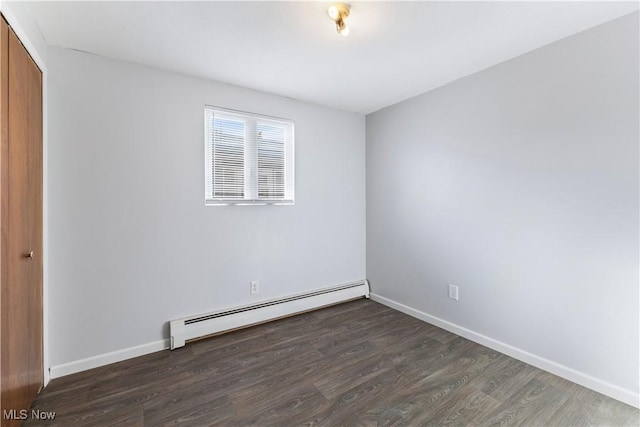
[0,0,638,425]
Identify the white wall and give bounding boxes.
[367,12,639,402]
[47,47,365,368]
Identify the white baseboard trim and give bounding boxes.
[370,293,639,409]
[49,339,170,379]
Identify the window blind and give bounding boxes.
[205,107,294,205]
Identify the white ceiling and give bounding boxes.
[26,1,639,114]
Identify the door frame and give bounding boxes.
[0,5,48,387]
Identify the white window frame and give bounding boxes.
[204,106,295,206]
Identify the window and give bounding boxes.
[205,106,294,205]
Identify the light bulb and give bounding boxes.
[328,4,351,37]
[328,6,339,20]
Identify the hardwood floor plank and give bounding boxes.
[311,299,393,322]
[83,405,144,427]
[382,344,502,426]
[216,351,331,416]
[544,375,640,427]
[232,384,328,426]
[25,397,137,426]
[378,334,446,367]
[397,386,502,427]
[391,336,476,380]
[23,382,89,413]
[370,321,440,352]
[419,323,460,344]
[304,370,411,427]
[483,376,570,426]
[313,353,391,400]
[144,394,233,426]
[312,311,405,356]
[469,355,540,402]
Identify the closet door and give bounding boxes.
[0,17,43,426]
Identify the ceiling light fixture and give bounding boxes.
[328,4,350,37]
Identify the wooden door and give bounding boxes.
[0,17,43,426]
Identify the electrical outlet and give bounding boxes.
[250,281,260,295]
[448,284,459,301]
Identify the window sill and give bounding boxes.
[205,199,294,206]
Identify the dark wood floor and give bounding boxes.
[26,299,639,426]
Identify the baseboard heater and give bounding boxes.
[169,280,370,350]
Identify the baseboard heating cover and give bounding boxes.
[169,280,370,349]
